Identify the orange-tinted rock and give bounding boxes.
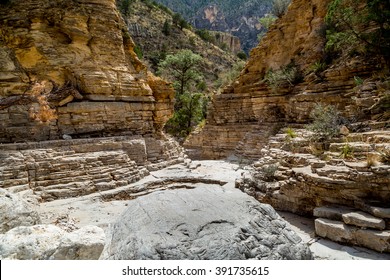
[0,0,175,142]
[185,0,385,160]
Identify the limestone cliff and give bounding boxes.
[185,0,387,159]
[0,0,185,203]
[0,0,175,142]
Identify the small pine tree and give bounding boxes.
[162,20,171,36]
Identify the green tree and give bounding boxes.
[166,92,206,137]
[272,0,291,18]
[158,49,203,96]
[118,0,133,16]
[326,0,390,65]
[257,13,277,41]
[162,19,171,36]
[158,50,206,137]
[172,13,182,26]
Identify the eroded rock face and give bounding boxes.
[102,185,312,260]
[0,224,105,260]
[0,134,185,201]
[0,189,41,233]
[0,0,174,142]
[184,0,386,160]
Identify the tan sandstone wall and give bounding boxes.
[0,0,174,142]
[184,0,382,159]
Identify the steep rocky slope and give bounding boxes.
[154,0,272,53]
[185,0,390,253]
[122,0,240,88]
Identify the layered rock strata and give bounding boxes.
[184,0,385,160]
[0,135,184,201]
[0,0,186,201]
[0,0,175,142]
[314,206,390,253]
[236,128,390,252]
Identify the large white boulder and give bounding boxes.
[102,185,312,260]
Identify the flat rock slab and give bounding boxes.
[102,185,312,260]
[342,211,386,230]
[313,206,354,221]
[315,218,354,243]
[315,218,390,253]
[355,229,390,253]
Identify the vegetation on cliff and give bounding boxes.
[153,0,273,53]
[325,0,390,67]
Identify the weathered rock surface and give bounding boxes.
[342,212,386,230]
[315,218,390,253]
[0,134,184,201]
[0,188,40,233]
[0,0,175,142]
[0,224,105,260]
[236,127,390,253]
[102,185,312,260]
[185,0,387,160]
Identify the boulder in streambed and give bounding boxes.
[102,185,312,260]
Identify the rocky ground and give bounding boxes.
[36,160,389,260]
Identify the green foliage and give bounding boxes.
[149,50,167,71]
[215,61,245,89]
[264,63,302,89]
[325,0,390,65]
[118,0,133,16]
[165,92,207,137]
[307,104,342,142]
[260,164,278,182]
[195,29,216,44]
[141,0,155,9]
[271,0,291,18]
[162,20,171,36]
[172,13,190,30]
[158,49,203,96]
[257,14,277,42]
[259,14,277,29]
[156,3,173,15]
[133,44,143,59]
[354,76,364,86]
[237,51,247,60]
[340,143,354,159]
[308,61,328,75]
[285,127,297,139]
[158,50,206,137]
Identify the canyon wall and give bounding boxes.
[0,0,174,142]
[185,0,390,253]
[0,0,185,201]
[185,0,383,160]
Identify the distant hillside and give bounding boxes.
[120,0,241,91]
[154,0,273,54]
